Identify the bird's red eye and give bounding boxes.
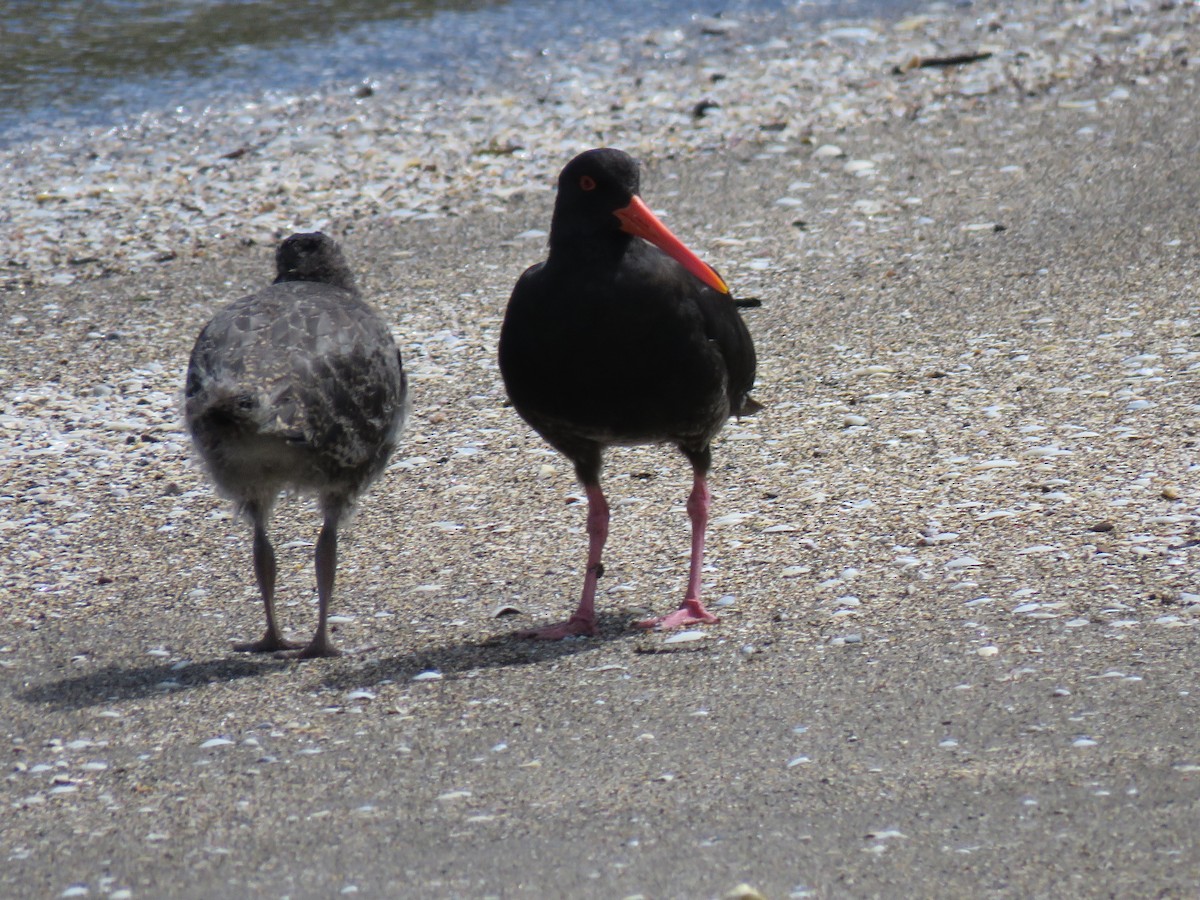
[579,175,596,191]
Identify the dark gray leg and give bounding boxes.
[278,504,343,659]
[235,503,300,653]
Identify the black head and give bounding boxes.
[550,148,643,246]
[273,232,357,292]
[545,148,730,294]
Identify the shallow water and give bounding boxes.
[0,0,905,144]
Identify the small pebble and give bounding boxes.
[725,885,768,900]
[843,159,876,176]
[947,557,983,569]
[663,630,706,644]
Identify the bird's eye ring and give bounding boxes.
[579,175,597,191]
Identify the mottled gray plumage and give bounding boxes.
[185,232,408,658]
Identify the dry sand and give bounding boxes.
[2,0,1200,897]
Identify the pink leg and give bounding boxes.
[518,483,609,639]
[637,471,720,631]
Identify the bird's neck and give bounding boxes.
[547,220,633,269]
[274,267,358,294]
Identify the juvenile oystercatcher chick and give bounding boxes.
[186,232,408,658]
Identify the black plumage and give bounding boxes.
[499,148,759,639]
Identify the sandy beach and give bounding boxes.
[3,0,1200,896]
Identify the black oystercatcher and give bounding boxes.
[185,233,408,658]
[499,148,759,639]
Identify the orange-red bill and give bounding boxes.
[613,195,730,295]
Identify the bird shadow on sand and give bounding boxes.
[16,655,289,712]
[17,612,649,709]
[318,611,642,691]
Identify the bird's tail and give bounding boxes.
[186,386,262,436]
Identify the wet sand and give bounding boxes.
[2,0,1199,896]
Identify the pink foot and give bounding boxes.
[516,616,599,640]
[636,599,719,631]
